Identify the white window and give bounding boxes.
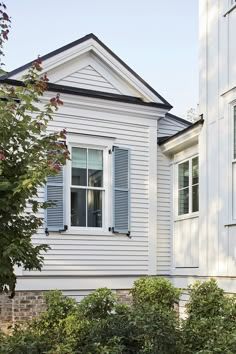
[177,156,199,216]
[45,135,130,235]
[70,147,104,228]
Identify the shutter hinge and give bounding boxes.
[108,146,115,154]
[109,227,131,239]
[59,225,68,233]
[45,225,68,236]
[127,231,131,239]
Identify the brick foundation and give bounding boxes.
[116,289,132,305]
[0,291,46,330]
[0,289,133,330]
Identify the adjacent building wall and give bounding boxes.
[198,0,236,283]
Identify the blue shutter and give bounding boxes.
[45,169,64,231]
[113,146,130,235]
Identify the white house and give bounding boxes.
[0,33,190,306]
[2,0,236,319]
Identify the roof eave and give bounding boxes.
[159,118,204,155]
[0,78,172,110]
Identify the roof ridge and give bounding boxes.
[4,33,172,108]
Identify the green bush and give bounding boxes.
[2,278,236,354]
[131,276,181,308]
[181,279,236,354]
[78,287,117,320]
[128,303,180,354]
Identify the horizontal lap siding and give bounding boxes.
[26,112,150,277]
[157,116,189,274]
[56,65,121,94]
[158,117,188,137]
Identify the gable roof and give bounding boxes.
[158,117,204,145]
[165,112,191,126]
[2,33,172,108]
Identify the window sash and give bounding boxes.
[71,147,103,188]
[70,147,104,228]
[177,156,199,216]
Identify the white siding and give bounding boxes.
[56,65,121,94]
[157,116,188,274]
[174,217,199,268]
[158,116,188,138]
[198,0,236,278]
[23,102,154,278]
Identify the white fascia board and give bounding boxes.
[11,37,167,104]
[41,91,168,122]
[91,42,163,103]
[161,124,202,156]
[10,39,95,80]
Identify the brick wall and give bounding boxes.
[116,289,132,305]
[0,291,46,330]
[0,288,135,331]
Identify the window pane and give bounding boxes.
[87,190,102,227]
[72,148,87,186]
[178,161,189,189]
[192,184,199,212]
[88,149,103,187]
[192,156,199,185]
[234,107,236,159]
[71,188,86,226]
[178,188,189,215]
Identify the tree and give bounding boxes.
[185,107,199,123]
[0,3,70,297]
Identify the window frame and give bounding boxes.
[175,154,199,220]
[71,146,104,229]
[65,135,113,234]
[231,105,236,221]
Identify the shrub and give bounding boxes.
[3,279,236,354]
[129,277,181,353]
[128,303,180,354]
[181,279,236,354]
[78,287,117,320]
[131,276,181,309]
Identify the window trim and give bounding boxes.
[65,135,113,234]
[175,154,199,221]
[231,105,236,221]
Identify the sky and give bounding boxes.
[4,0,198,118]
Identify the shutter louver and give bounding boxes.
[46,169,64,231]
[113,146,130,235]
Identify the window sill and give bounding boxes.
[174,212,199,222]
[64,228,110,236]
[60,229,129,237]
[223,4,236,17]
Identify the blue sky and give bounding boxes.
[4,0,198,117]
